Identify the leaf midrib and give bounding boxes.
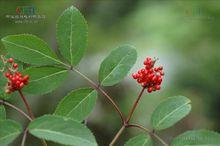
[155,100,191,128]
[101,50,132,84]
[142,137,149,146]
[31,129,96,146]
[0,131,20,142]
[30,70,67,82]
[2,39,65,66]
[66,90,95,117]
[69,9,73,65]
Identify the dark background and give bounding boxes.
[0,0,220,146]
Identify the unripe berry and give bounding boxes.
[5,89,11,94]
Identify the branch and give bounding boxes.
[109,88,146,145]
[127,124,169,146]
[126,87,145,123]
[0,99,32,121]
[70,68,125,122]
[18,90,35,119]
[109,125,126,146]
[17,90,47,146]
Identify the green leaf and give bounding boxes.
[54,88,97,122]
[22,67,68,95]
[171,130,220,146]
[151,96,191,131]
[0,120,22,146]
[125,134,153,146]
[28,115,97,146]
[99,45,137,86]
[57,6,88,66]
[1,34,63,66]
[0,105,6,120]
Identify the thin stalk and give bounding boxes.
[127,124,168,146]
[109,88,146,145]
[18,90,35,119]
[0,99,32,121]
[21,128,28,146]
[126,87,145,123]
[18,90,47,146]
[109,125,126,146]
[71,68,124,122]
[126,124,151,133]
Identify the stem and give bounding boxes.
[109,125,126,146]
[127,124,168,146]
[18,90,47,146]
[126,87,145,123]
[18,90,35,119]
[153,132,169,146]
[109,87,146,145]
[21,128,28,146]
[71,68,124,122]
[126,124,151,133]
[0,99,32,121]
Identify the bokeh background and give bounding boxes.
[0,0,220,146]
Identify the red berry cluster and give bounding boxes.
[132,57,164,93]
[3,58,29,94]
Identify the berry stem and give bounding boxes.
[0,99,32,121]
[18,90,35,119]
[109,87,145,146]
[18,90,48,146]
[70,68,125,122]
[126,87,145,123]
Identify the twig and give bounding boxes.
[21,128,28,146]
[0,99,32,121]
[126,87,145,123]
[70,68,125,122]
[127,124,169,146]
[18,90,35,119]
[109,125,126,146]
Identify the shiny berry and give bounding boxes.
[132,57,164,93]
[8,58,14,63]
[13,63,18,69]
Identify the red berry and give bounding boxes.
[132,73,137,79]
[155,85,161,90]
[16,72,22,77]
[132,56,164,93]
[147,87,153,93]
[158,66,163,70]
[4,72,10,78]
[8,58,14,63]
[141,69,145,73]
[19,82,24,88]
[11,77,16,82]
[13,63,18,69]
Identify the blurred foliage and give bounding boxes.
[0,0,220,146]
